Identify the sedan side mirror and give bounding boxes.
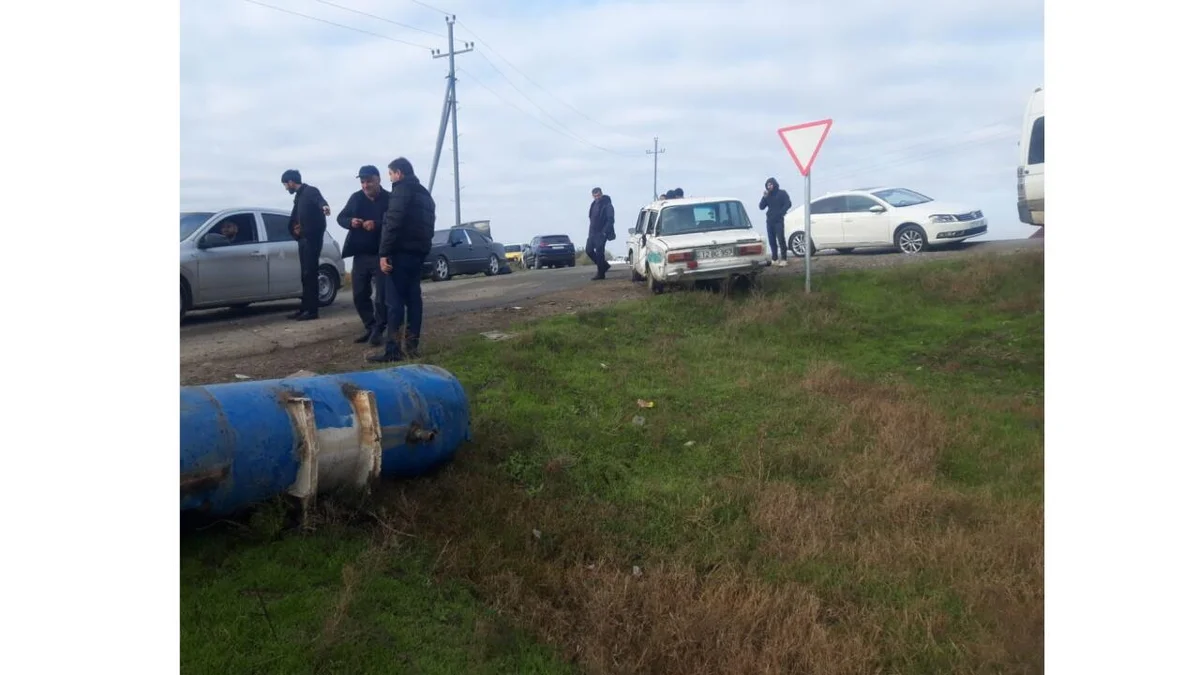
[198,233,229,249]
[869,205,886,214]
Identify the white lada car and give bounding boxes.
[626,197,771,293]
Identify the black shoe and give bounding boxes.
[591,273,605,281]
[368,328,385,346]
[367,348,404,363]
[296,312,319,321]
[353,329,372,344]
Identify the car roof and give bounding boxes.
[536,234,571,238]
[195,207,290,216]
[647,196,743,210]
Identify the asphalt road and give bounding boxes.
[180,239,1041,366]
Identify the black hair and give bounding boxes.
[281,169,302,184]
[591,187,603,195]
[387,157,415,177]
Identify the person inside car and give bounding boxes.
[219,220,240,243]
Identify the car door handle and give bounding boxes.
[250,251,267,258]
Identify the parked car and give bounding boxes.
[783,187,987,256]
[626,197,770,293]
[523,235,577,269]
[1017,87,1045,228]
[503,243,523,266]
[179,208,344,319]
[423,226,512,282]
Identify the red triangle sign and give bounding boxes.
[778,119,833,177]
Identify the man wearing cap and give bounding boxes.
[336,165,390,345]
[282,169,331,320]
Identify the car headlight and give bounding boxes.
[929,214,956,224]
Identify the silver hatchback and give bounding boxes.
[180,208,345,318]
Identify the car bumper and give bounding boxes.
[932,220,988,241]
[661,257,771,282]
[531,252,576,262]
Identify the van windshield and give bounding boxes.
[658,201,752,236]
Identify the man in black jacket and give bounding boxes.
[283,169,331,320]
[337,165,390,345]
[759,177,792,266]
[369,157,436,363]
[586,187,615,280]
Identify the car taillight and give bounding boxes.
[666,251,693,263]
[737,243,764,256]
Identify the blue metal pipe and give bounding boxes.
[181,365,470,517]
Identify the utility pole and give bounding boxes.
[430,16,473,227]
[646,137,665,198]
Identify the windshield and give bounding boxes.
[658,201,752,236]
[871,188,933,208]
[180,212,214,241]
[504,244,522,253]
[432,230,450,245]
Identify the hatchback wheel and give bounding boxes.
[317,265,340,306]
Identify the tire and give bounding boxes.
[180,279,192,320]
[836,248,855,255]
[317,265,340,306]
[646,266,664,295]
[485,254,501,277]
[568,259,576,268]
[534,256,543,270]
[630,251,645,282]
[433,256,452,281]
[788,231,814,258]
[895,224,928,255]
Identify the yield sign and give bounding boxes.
[778,119,833,177]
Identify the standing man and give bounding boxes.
[759,177,792,267]
[587,186,615,280]
[370,157,436,363]
[282,169,331,320]
[337,165,391,345]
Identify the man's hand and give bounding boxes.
[362,220,376,232]
[380,256,393,274]
[322,205,331,216]
[763,189,769,196]
[350,218,363,228]
[292,222,302,237]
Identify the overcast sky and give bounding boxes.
[181,0,1044,252]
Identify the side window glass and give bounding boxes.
[451,229,467,245]
[1028,116,1044,165]
[821,196,848,214]
[843,196,879,213]
[646,211,659,236]
[205,212,259,245]
[635,211,648,234]
[262,213,293,242]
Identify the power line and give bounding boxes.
[310,0,468,46]
[457,69,638,156]
[456,20,642,142]
[405,0,452,16]
[239,0,435,50]
[468,50,634,156]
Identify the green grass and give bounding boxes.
[182,250,1044,675]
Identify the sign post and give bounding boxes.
[777,119,833,293]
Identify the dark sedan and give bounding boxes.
[423,226,512,282]
[522,235,577,269]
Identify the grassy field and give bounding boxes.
[182,250,1044,675]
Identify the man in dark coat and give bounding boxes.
[282,169,331,320]
[759,177,792,266]
[370,157,436,363]
[336,165,390,345]
[587,186,615,280]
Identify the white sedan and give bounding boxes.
[783,187,987,256]
[626,196,771,292]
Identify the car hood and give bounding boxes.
[658,230,762,249]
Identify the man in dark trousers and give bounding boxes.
[759,177,792,267]
[336,165,390,345]
[370,157,436,363]
[283,169,331,320]
[587,186,615,280]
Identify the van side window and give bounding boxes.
[1028,116,1044,165]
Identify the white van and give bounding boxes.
[1017,87,1044,227]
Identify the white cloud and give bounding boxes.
[182,0,1044,248]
